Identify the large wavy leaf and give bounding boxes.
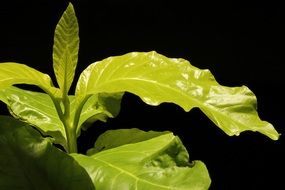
[0,116,94,190]
[53,3,79,93]
[75,51,279,140]
[72,131,210,190]
[0,63,60,97]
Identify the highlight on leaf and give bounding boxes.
[0,86,68,150]
[0,63,60,97]
[75,51,279,140]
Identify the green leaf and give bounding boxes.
[0,116,94,190]
[0,63,60,97]
[0,86,67,149]
[72,92,123,135]
[72,131,210,190]
[53,3,79,94]
[0,86,121,148]
[87,128,170,155]
[75,51,279,140]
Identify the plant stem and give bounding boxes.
[49,91,78,153]
[64,117,78,153]
[62,92,78,153]
[73,96,91,135]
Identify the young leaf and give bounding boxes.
[0,63,60,97]
[0,116,94,190]
[53,3,79,94]
[0,86,67,149]
[72,132,210,190]
[75,51,279,140]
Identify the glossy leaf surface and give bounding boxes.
[75,51,279,140]
[0,87,120,147]
[0,86,67,149]
[0,116,94,190]
[53,3,79,93]
[73,131,210,190]
[0,63,60,97]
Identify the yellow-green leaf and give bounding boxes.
[86,128,170,155]
[0,63,60,97]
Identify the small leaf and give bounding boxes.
[71,92,123,135]
[87,128,170,155]
[72,131,211,190]
[0,116,94,190]
[0,86,67,149]
[0,63,60,97]
[53,3,79,93]
[75,51,279,140]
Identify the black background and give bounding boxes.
[0,0,284,189]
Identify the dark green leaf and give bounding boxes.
[0,116,94,190]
